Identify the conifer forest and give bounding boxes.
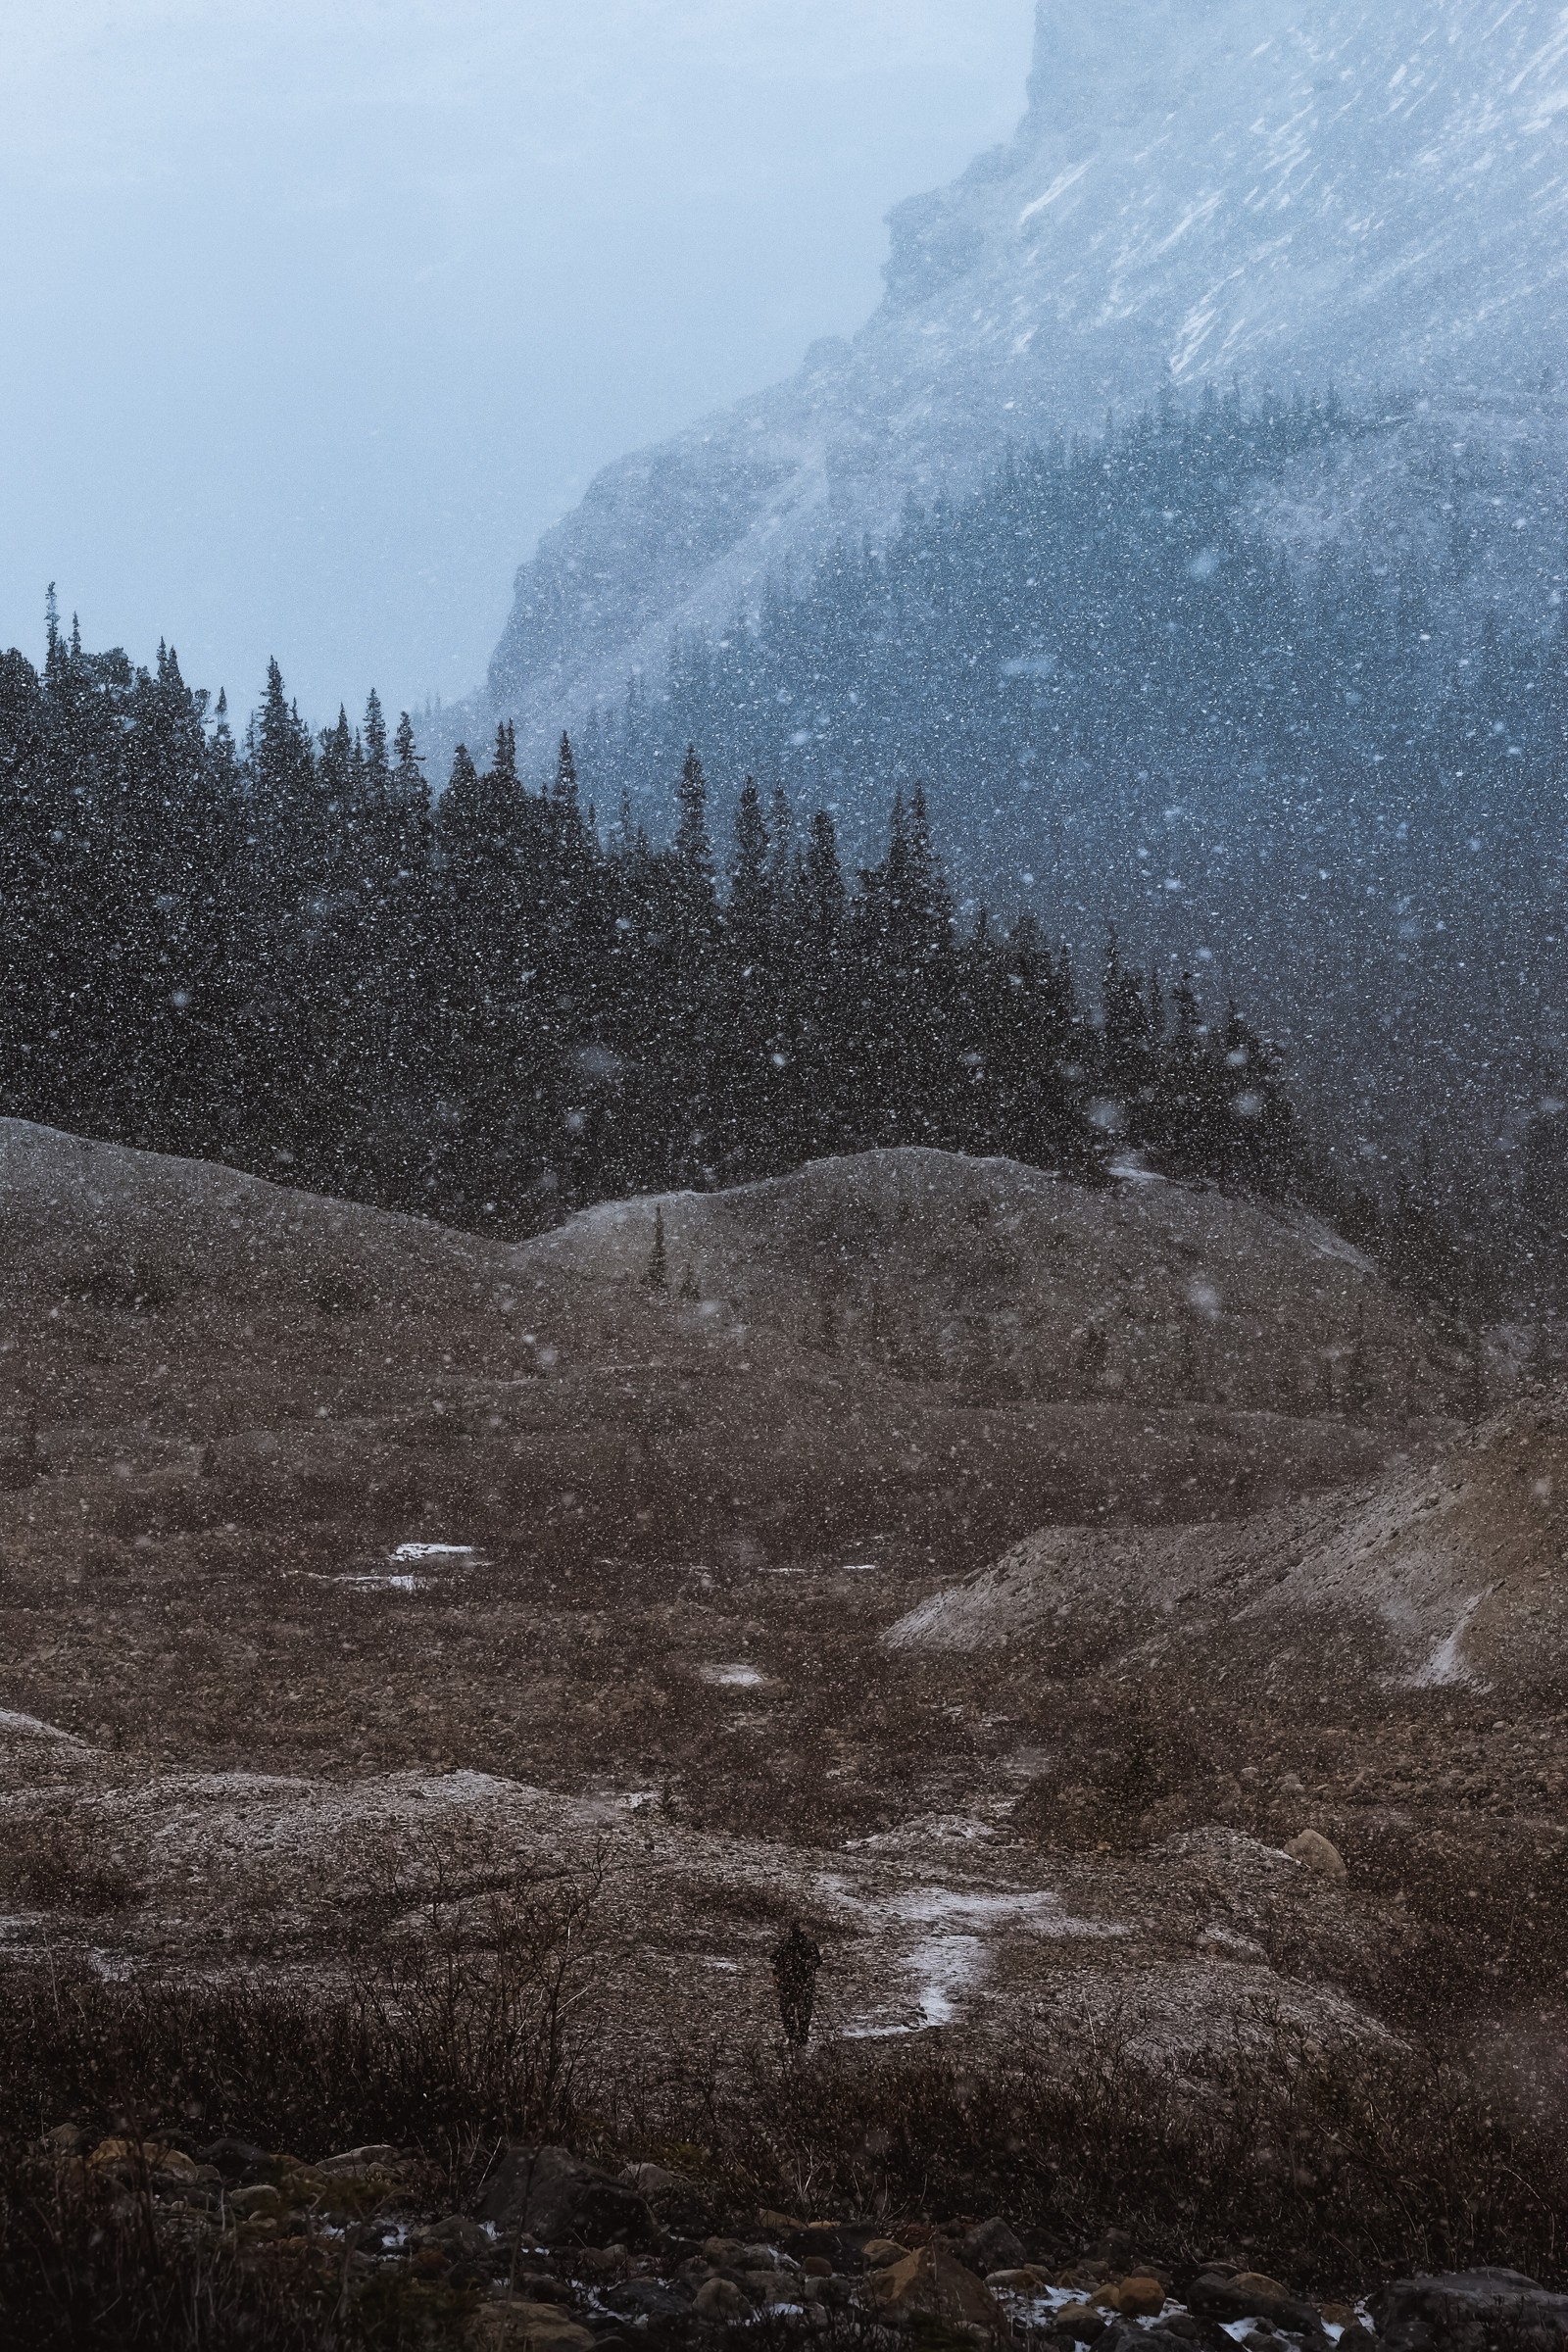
[0,614,1296,1237]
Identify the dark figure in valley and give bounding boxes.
[771,1920,823,2047]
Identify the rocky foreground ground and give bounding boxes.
[33,2129,1568,2351]
[6,1131,1568,2342]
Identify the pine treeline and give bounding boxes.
[0,619,1294,1233]
[572,390,1568,1165]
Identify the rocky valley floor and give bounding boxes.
[3,1122,1568,2342]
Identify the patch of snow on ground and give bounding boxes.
[328,1573,426,1592]
[1411,1591,1490,1688]
[703,1663,765,1688]
[390,1543,482,1561]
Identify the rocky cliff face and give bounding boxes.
[485,0,1568,747]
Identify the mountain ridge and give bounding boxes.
[483,0,1568,751]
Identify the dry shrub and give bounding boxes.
[0,1839,614,2175]
[638,2032,1568,2294]
[0,2157,344,2352]
[1013,1678,1238,1850]
[1330,1817,1568,2043]
[0,1808,146,1913]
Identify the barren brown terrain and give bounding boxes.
[9,1120,1568,2343]
[0,1119,1487,2042]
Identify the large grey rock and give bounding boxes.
[957,2218,1029,2278]
[1370,2270,1568,2352]
[477,2146,657,2249]
[1187,2270,1327,2339]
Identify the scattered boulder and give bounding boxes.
[1111,2275,1167,2318]
[599,2278,693,2326]
[229,2183,284,2220]
[466,2303,597,2352]
[1188,2271,1327,2338]
[479,2147,657,2248]
[736,2243,799,2274]
[573,2245,633,2281]
[1370,2270,1568,2352]
[417,2215,492,2262]
[867,2242,1009,2337]
[958,2217,1028,2277]
[694,2277,748,2322]
[621,2161,715,2236]
[1149,2319,1231,2350]
[1285,1830,1348,1882]
[863,2237,915,2269]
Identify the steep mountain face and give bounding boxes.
[486,0,1568,746]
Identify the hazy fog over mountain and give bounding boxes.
[0,1,1033,720]
[488,0,1568,747]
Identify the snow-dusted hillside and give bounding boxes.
[486,0,1568,747]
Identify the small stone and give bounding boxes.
[1284,1830,1348,1880]
[737,2243,798,2273]
[43,2124,93,2157]
[988,2268,1049,2290]
[318,2143,402,2178]
[421,2215,491,2261]
[200,2136,270,2177]
[802,2256,833,2278]
[1053,2309,1105,2344]
[806,2276,855,2311]
[744,2273,800,2308]
[573,2244,631,2280]
[515,2274,574,2306]
[694,2277,748,2322]
[703,2236,746,2267]
[228,2183,283,2220]
[863,2237,914,2269]
[600,2279,693,2326]
[1231,2274,1292,2302]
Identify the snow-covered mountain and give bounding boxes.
[486,0,1568,747]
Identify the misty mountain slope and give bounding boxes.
[889,1390,1568,1693]
[486,0,1568,747]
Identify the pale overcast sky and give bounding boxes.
[0,1,1035,726]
